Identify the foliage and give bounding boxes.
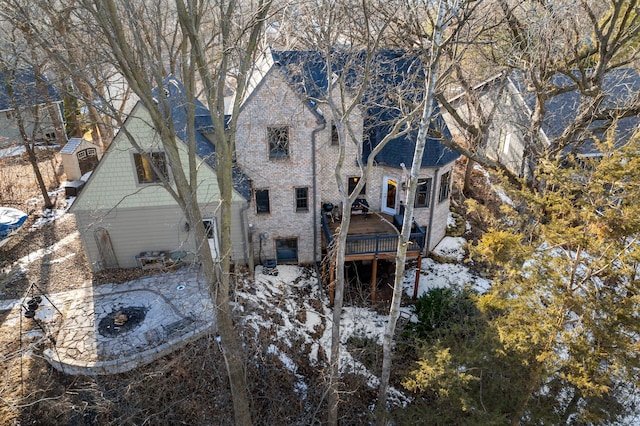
[397,137,640,423]
[398,286,529,424]
[469,135,640,423]
[405,287,479,341]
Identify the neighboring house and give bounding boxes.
[446,69,640,178]
[0,68,65,148]
[60,137,103,181]
[71,77,250,271]
[235,50,459,267]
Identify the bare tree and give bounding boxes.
[0,22,57,209]
[6,0,272,424]
[175,1,273,424]
[373,0,488,420]
[442,0,640,183]
[276,3,422,423]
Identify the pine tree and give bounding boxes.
[471,134,640,423]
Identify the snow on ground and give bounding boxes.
[236,264,416,408]
[433,236,467,262]
[1,197,490,411]
[404,236,490,297]
[0,144,60,159]
[234,241,490,409]
[474,163,515,206]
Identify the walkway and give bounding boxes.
[3,266,215,376]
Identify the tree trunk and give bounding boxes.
[463,157,474,196]
[327,209,351,425]
[6,82,54,209]
[23,138,54,210]
[215,140,253,426]
[376,0,447,419]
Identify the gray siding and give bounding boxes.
[75,202,247,271]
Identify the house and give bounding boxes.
[445,69,640,178]
[235,50,459,271]
[71,77,250,271]
[0,68,65,148]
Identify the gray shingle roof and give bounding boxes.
[60,137,86,154]
[151,76,250,200]
[0,68,61,112]
[509,69,640,154]
[271,50,459,169]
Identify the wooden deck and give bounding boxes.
[327,212,396,236]
[321,210,425,303]
[321,211,425,261]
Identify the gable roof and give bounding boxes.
[508,69,640,154]
[271,49,459,169]
[152,76,250,199]
[60,137,99,155]
[0,68,61,112]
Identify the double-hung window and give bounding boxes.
[295,187,309,212]
[256,189,270,214]
[414,178,432,208]
[438,171,451,203]
[348,176,366,196]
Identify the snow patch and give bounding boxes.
[434,236,466,262]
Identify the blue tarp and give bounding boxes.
[0,207,27,240]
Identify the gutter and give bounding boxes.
[311,117,327,264]
[425,167,440,254]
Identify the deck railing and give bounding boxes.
[321,212,425,257]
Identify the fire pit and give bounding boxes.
[98,306,148,337]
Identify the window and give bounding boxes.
[295,187,309,212]
[331,123,339,145]
[348,176,366,196]
[276,238,298,263]
[414,178,432,208]
[438,171,451,203]
[202,218,220,259]
[268,126,290,159]
[503,132,512,155]
[203,219,217,239]
[133,152,168,184]
[255,189,270,214]
[45,132,56,141]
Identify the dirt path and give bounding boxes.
[0,213,92,300]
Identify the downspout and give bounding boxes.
[239,200,253,272]
[425,167,440,255]
[311,118,327,264]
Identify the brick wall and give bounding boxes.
[236,68,457,262]
[236,70,321,264]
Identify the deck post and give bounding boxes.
[413,254,422,299]
[370,257,378,302]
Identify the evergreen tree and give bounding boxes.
[399,134,640,424]
[472,134,640,424]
